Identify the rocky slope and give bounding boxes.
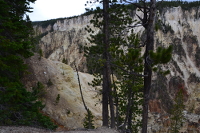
[22,54,102,129]
[30,6,200,132]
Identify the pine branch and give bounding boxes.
[110,62,148,77]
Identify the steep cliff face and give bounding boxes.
[32,6,200,132]
[147,6,200,132]
[33,15,99,72]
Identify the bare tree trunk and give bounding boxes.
[102,65,109,127]
[109,86,115,128]
[102,0,110,127]
[142,0,156,132]
[122,86,132,132]
[74,63,92,128]
[108,70,115,128]
[102,0,115,128]
[112,72,119,129]
[128,103,133,133]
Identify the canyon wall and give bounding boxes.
[30,6,200,132]
[33,15,99,72]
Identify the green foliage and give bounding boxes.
[62,58,68,64]
[55,94,60,104]
[67,110,70,115]
[33,32,49,53]
[32,18,66,28]
[85,0,173,130]
[149,45,172,75]
[155,19,174,34]
[0,0,57,129]
[170,88,185,133]
[116,76,143,132]
[0,82,57,130]
[85,0,143,130]
[88,74,102,87]
[38,49,43,60]
[83,109,95,129]
[157,1,200,11]
[32,82,46,99]
[47,79,53,87]
[150,45,173,65]
[112,36,144,131]
[155,20,162,32]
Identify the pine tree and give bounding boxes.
[85,0,173,132]
[0,0,57,129]
[112,35,144,132]
[170,86,185,133]
[122,1,173,132]
[85,0,144,130]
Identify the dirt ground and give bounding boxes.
[0,126,119,133]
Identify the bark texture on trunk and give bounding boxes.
[102,0,115,127]
[141,0,156,132]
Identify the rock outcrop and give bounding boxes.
[22,54,102,129]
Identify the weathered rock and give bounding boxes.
[22,54,102,129]
[33,15,99,72]
[149,100,162,113]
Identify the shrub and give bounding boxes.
[47,79,53,87]
[83,109,95,129]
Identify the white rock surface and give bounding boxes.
[23,54,102,129]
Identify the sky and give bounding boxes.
[28,0,194,21]
[28,0,90,21]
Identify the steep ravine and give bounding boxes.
[30,6,200,132]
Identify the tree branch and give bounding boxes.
[111,62,148,77]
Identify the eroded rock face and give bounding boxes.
[22,54,102,129]
[33,15,99,72]
[148,7,200,132]
[31,6,200,132]
[149,99,162,113]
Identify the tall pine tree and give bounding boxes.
[85,0,144,131]
[0,0,57,129]
[122,0,173,132]
[86,0,173,132]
